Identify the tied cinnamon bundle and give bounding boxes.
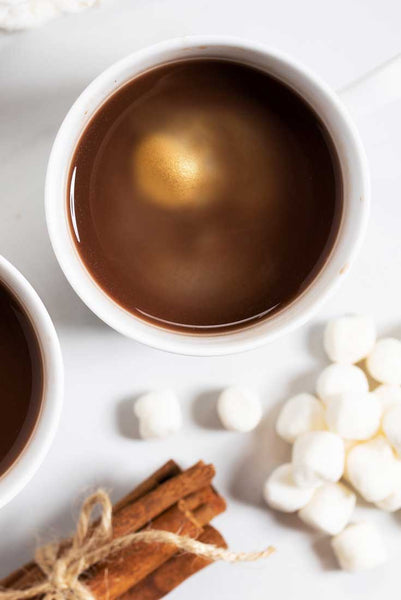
[0,461,274,600]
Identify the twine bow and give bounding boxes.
[0,490,275,600]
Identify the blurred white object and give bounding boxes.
[316,363,368,405]
[292,431,345,488]
[325,391,381,441]
[323,315,376,364]
[0,0,97,31]
[276,393,325,443]
[375,460,401,512]
[331,521,388,572]
[372,384,401,413]
[366,338,401,385]
[382,404,401,457]
[217,386,262,432]
[346,437,398,502]
[134,390,182,440]
[263,463,315,513]
[298,482,356,535]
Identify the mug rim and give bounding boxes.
[0,256,63,508]
[45,35,370,356]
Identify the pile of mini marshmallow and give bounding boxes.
[133,314,401,573]
[264,315,401,572]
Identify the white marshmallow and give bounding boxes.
[276,393,325,443]
[346,437,398,502]
[263,463,315,512]
[366,338,401,385]
[316,364,368,405]
[134,390,182,439]
[298,482,356,535]
[325,391,381,441]
[331,521,388,572]
[382,404,401,456]
[324,315,376,364]
[372,384,401,413]
[217,386,262,432]
[375,461,401,511]
[292,431,344,488]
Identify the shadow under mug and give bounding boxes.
[45,36,370,356]
[0,256,63,509]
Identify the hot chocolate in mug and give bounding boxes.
[0,256,63,508]
[46,36,370,356]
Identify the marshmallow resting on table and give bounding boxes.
[366,338,401,385]
[276,393,325,443]
[346,437,399,502]
[382,404,401,456]
[316,363,368,405]
[217,386,262,432]
[331,521,387,572]
[298,482,356,535]
[325,390,381,441]
[375,460,401,511]
[292,431,345,488]
[324,315,376,364]
[134,390,182,439]
[263,463,315,512]
[372,384,401,413]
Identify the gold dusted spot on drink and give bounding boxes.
[133,130,221,209]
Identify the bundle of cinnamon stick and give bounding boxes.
[0,460,227,600]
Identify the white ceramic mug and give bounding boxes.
[0,256,63,508]
[46,36,369,356]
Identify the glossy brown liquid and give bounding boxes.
[68,59,342,333]
[0,282,43,476]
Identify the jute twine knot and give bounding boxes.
[0,490,275,600]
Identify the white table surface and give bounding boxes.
[1,0,401,597]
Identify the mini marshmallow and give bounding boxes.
[292,431,344,488]
[217,386,262,432]
[346,437,398,502]
[372,384,401,413]
[325,391,381,441]
[331,521,387,572]
[316,364,368,405]
[134,390,182,439]
[366,338,401,385]
[382,404,401,456]
[276,393,325,443]
[263,463,315,512]
[298,482,356,535]
[324,315,376,364]
[375,461,401,511]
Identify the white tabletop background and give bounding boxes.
[1,0,401,597]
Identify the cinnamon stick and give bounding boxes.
[106,461,215,540]
[0,460,182,590]
[86,503,202,599]
[112,460,182,514]
[0,461,217,597]
[179,485,226,514]
[86,485,226,600]
[120,525,227,600]
[1,460,198,589]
